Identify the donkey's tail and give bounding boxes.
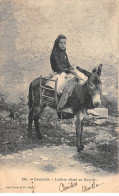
[28,83,33,108]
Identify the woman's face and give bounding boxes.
[58,38,66,50]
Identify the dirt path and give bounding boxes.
[0,103,118,175]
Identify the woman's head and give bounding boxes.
[53,34,67,51]
[58,37,66,51]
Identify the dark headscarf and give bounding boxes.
[50,34,71,72]
[51,34,67,53]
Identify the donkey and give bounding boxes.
[28,64,103,152]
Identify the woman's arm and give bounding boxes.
[65,53,74,70]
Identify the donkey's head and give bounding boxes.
[76,64,103,108]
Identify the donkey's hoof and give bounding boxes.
[77,145,84,152]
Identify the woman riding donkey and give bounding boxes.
[47,34,79,110]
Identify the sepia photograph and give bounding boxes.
[0,0,119,193]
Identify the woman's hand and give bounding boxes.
[70,70,79,78]
[70,66,74,70]
[70,70,76,74]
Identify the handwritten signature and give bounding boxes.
[59,181,104,192]
[82,181,104,192]
[59,182,77,192]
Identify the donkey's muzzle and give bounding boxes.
[92,94,101,108]
[93,101,100,108]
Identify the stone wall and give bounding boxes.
[0,0,118,113]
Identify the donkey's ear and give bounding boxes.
[76,66,91,77]
[92,64,103,76]
[97,64,103,76]
[92,67,98,74]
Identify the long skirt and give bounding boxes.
[46,69,87,94]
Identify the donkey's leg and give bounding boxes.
[75,112,84,152]
[80,119,84,148]
[34,116,42,140]
[34,105,45,140]
[28,108,33,139]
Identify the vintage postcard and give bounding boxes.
[0,0,119,193]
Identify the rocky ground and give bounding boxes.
[0,97,118,175]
